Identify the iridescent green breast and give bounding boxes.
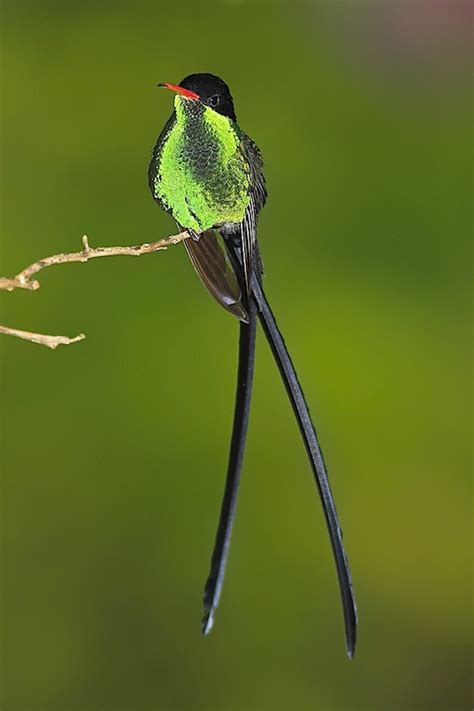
[151,96,251,232]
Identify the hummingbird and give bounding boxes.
[148,73,357,657]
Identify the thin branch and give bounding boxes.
[0,325,85,349]
[0,230,190,348]
[0,231,190,292]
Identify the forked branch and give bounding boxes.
[0,230,190,347]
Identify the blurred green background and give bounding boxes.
[0,1,471,709]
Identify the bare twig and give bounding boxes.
[0,231,190,292]
[0,230,190,347]
[0,325,85,349]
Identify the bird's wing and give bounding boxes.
[239,133,267,291]
[184,230,249,322]
[240,198,257,293]
[148,112,176,206]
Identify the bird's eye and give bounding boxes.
[208,94,220,108]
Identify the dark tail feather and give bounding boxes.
[202,296,257,634]
[251,279,358,658]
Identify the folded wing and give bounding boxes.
[184,230,249,322]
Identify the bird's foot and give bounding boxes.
[187,228,201,242]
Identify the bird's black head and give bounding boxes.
[159,73,237,122]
